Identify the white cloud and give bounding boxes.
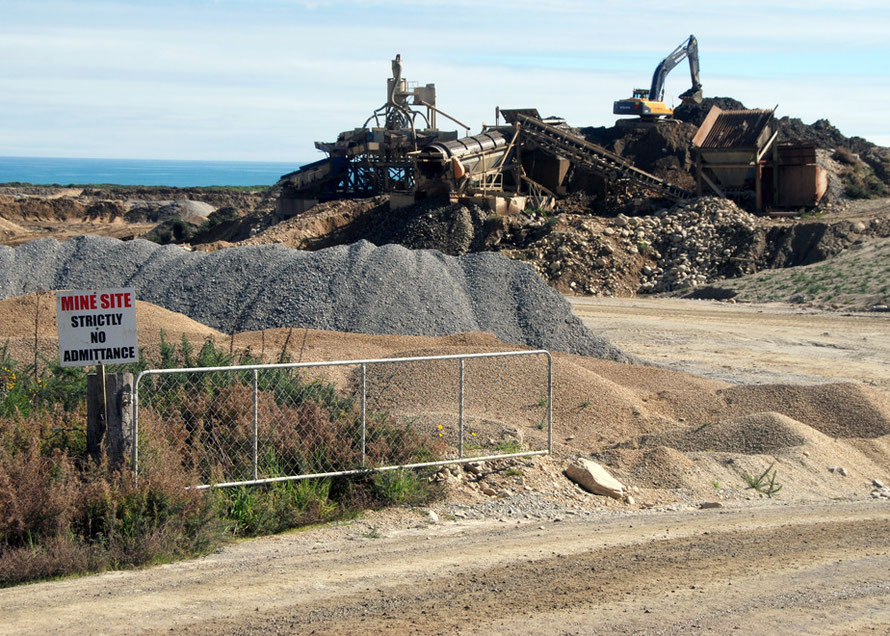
[0,0,886,160]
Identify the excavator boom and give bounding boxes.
[613,35,703,120]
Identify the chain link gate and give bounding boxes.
[133,350,552,489]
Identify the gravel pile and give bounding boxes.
[633,412,809,455]
[719,383,890,439]
[0,235,628,360]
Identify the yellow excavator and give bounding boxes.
[613,35,703,121]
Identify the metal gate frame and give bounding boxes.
[133,350,552,489]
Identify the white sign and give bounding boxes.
[56,288,139,367]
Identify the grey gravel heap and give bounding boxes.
[0,235,629,361]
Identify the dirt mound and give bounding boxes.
[125,200,215,223]
[0,217,26,239]
[673,96,746,127]
[0,193,89,222]
[78,186,274,212]
[235,197,389,250]
[634,411,812,454]
[719,383,890,439]
[596,445,700,490]
[579,120,698,189]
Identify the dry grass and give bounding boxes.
[0,410,219,587]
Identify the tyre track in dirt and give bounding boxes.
[1,501,887,635]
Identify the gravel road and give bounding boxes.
[2,501,887,635]
[570,296,890,389]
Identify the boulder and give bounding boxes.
[564,459,625,500]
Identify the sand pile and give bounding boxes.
[719,383,890,439]
[633,412,810,454]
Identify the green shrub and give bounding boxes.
[218,479,338,537]
[372,468,434,505]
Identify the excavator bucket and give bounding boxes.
[679,86,703,104]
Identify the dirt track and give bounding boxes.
[2,501,887,635]
[570,296,890,390]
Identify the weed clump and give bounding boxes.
[743,462,783,497]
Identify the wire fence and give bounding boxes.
[133,350,551,489]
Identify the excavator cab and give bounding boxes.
[613,35,702,121]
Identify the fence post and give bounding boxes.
[458,358,465,458]
[253,369,259,481]
[361,363,367,467]
[546,353,553,454]
[87,371,134,470]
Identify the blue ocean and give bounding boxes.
[0,156,306,188]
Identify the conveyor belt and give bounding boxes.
[516,113,693,202]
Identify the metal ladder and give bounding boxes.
[516,113,693,202]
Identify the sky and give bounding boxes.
[2,0,889,163]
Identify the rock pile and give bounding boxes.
[636,197,760,292]
[872,479,890,499]
[509,197,762,295]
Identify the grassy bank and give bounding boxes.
[710,237,890,310]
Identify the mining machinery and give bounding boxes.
[277,55,694,217]
[276,55,469,215]
[613,35,703,121]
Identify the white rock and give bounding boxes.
[427,510,439,524]
[838,467,849,476]
[564,459,625,500]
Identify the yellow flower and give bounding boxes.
[437,425,443,430]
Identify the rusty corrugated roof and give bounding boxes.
[697,109,774,150]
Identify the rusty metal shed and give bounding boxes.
[692,106,778,212]
[692,106,827,211]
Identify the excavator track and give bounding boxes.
[516,113,693,202]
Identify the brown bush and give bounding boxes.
[832,147,858,165]
[0,410,219,587]
[138,379,440,485]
